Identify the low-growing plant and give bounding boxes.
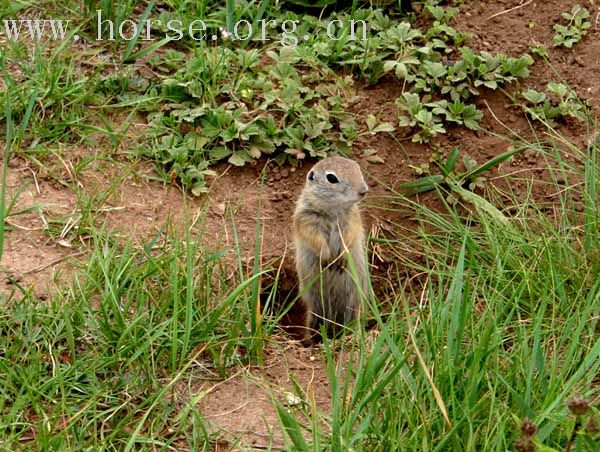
[522,82,590,126]
[141,46,356,193]
[445,48,533,98]
[529,43,549,59]
[424,3,468,48]
[397,93,483,143]
[1,1,538,190]
[383,24,532,141]
[553,4,591,48]
[396,92,446,142]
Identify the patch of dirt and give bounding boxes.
[1,161,79,298]
[179,343,331,449]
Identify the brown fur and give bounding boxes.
[293,157,369,341]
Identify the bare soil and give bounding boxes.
[187,343,331,449]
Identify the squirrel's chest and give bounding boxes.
[322,218,362,257]
[324,224,345,256]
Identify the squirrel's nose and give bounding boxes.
[358,186,369,197]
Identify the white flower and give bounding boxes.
[219,27,232,40]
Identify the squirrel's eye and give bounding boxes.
[307,171,315,181]
[326,173,339,184]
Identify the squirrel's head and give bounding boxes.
[300,156,369,211]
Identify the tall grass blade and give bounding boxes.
[275,401,309,451]
[122,0,156,63]
[226,0,235,34]
[583,141,598,251]
[0,96,13,263]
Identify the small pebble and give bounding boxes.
[214,203,226,215]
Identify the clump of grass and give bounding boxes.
[0,71,36,261]
[0,220,282,449]
[0,41,96,144]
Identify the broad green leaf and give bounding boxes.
[523,89,546,104]
[228,153,247,166]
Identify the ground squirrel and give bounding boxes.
[293,156,369,339]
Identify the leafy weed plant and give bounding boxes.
[553,4,591,48]
[522,82,590,126]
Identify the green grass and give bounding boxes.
[2,120,600,449]
[0,224,281,448]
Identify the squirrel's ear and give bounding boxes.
[307,171,315,181]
